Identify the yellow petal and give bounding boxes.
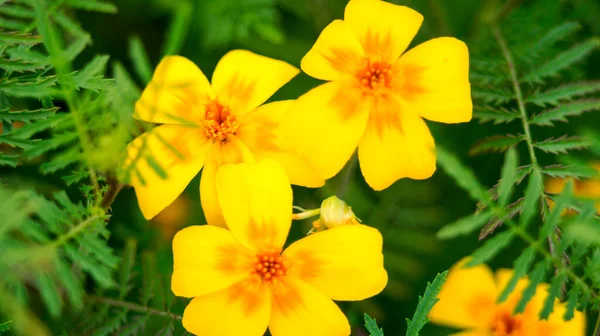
[171,225,253,298]
[344,0,423,62]
[238,100,325,188]
[358,98,436,190]
[200,161,227,227]
[301,20,365,81]
[211,50,299,115]
[135,56,214,124]
[123,125,210,220]
[428,260,497,330]
[283,225,386,301]
[394,37,472,123]
[280,81,369,180]
[216,159,292,252]
[269,277,350,336]
[182,281,271,336]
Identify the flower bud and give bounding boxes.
[317,196,360,230]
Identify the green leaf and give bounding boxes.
[0,59,46,72]
[479,198,524,240]
[0,134,35,149]
[525,38,600,82]
[527,82,600,106]
[75,55,110,87]
[530,100,600,126]
[473,108,519,124]
[36,271,63,317]
[0,154,18,167]
[564,283,579,321]
[118,239,137,299]
[497,147,518,206]
[0,4,35,19]
[472,88,514,105]
[0,107,58,122]
[514,261,548,314]
[540,164,599,179]
[466,231,515,267]
[541,180,573,237]
[0,32,41,45]
[497,247,536,302]
[520,168,543,227]
[0,320,11,332]
[565,222,600,246]
[437,211,494,239]
[364,314,384,336]
[436,146,490,203]
[540,272,566,319]
[62,34,91,63]
[63,0,117,13]
[405,271,448,336]
[534,136,592,154]
[162,1,192,56]
[469,134,524,155]
[129,36,153,84]
[530,22,581,56]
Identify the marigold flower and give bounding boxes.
[171,160,387,336]
[281,0,472,190]
[545,162,600,213]
[428,260,585,335]
[123,50,324,222]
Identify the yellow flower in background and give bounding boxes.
[545,162,600,213]
[281,0,472,190]
[428,260,585,335]
[171,160,387,336]
[123,50,323,223]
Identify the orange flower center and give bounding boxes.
[491,310,523,336]
[203,99,239,142]
[252,252,287,285]
[355,58,392,92]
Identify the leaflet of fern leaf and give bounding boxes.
[63,0,117,14]
[405,271,448,336]
[527,82,600,107]
[540,272,567,320]
[524,38,600,83]
[497,247,535,303]
[514,261,548,314]
[436,146,491,203]
[470,134,524,155]
[437,211,494,239]
[497,147,518,206]
[0,32,41,45]
[466,231,515,267]
[128,36,153,84]
[474,107,519,124]
[541,164,598,179]
[520,169,543,227]
[541,181,573,238]
[0,107,58,122]
[530,100,600,126]
[364,314,384,336]
[0,154,18,167]
[564,286,579,321]
[529,22,581,56]
[479,198,524,240]
[534,136,592,154]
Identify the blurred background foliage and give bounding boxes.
[1,0,600,335]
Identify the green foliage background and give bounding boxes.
[1,0,600,335]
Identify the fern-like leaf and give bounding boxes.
[534,136,592,154]
[530,100,600,126]
[470,134,524,155]
[405,271,448,336]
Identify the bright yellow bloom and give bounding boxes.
[429,260,585,336]
[281,0,472,190]
[545,162,600,213]
[171,160,387,336]
[123,50,324,222]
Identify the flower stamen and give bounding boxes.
[355,58,392,92]
[203,99,239,142]
[491,310,523,336]
[252,252,287,285]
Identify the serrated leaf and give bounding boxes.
[540,164,599,179]
[467,231,515,267]
[530,100,600,126]
[0,4,35,19]
[472,88,514,105]
[36,271,63,317]
[527,83,600,106]
[565,222,600,246]
[540,273,566,320]
[75,55,110,88]
[162,2,192,56]
[364,314,384,336]
[520,168,543,227]
[473,108,519,124]
[436,147,490,204]
[497,147,518,206]
[479,198,524,240]
[23,132,78,158]
[437,211,493,239]
[514,261,548,314]
[0,154,18,167]
[119,239,137,299]
[564,285,579,321]
[530,22,581,56]
[62,34,91,63]
[469,134,524,155]
[0,32,41,45]
[498,247,536,302]
[541,180,573,237]
[534,136,592,154]
[525,38,600,82]
[0,320,11,332]
[405,271,448,336]
[0,107,58,122]
[0,59,46,72]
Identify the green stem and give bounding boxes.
[50,215,102,248]
[87,295,182,320]
[337,152,358,198]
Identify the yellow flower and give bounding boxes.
[122,50,324,222]
[171,160,387,336]
[281,0,472,190]
[545,162,600,213]
[428,260,585,336]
